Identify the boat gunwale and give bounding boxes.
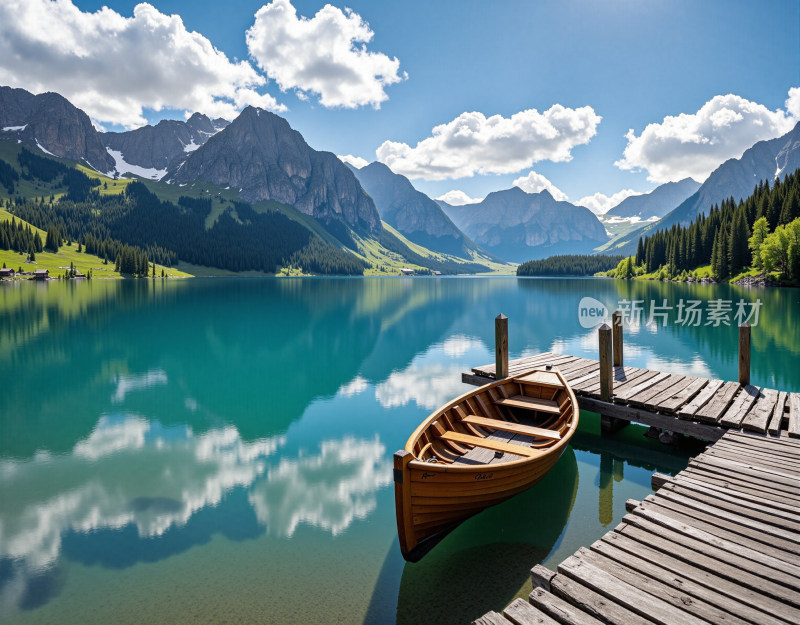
[402,367,578,473]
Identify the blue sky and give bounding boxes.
[1,0,798,211]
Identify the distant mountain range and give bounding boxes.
[603,121,800,255]
[348,160,482,257]
[3,83,799,270]
[440,187,609,262]
[606,178,700,219]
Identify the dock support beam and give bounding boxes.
[612,310,623,367]
[599,322,626,433]
[495,314,508,380]
[739,322,750,386]
[599,323,613,401]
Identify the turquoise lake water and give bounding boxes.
[1,277,798,624]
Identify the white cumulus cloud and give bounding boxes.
[786,87,800,119]
[615,91,799,183]
[246,0,405,109]
[376,105,601,181]
[435,190,482,205]
[513,170,568,201]
[577,189,643,215]
[338,154,370,169]
[0,0,284,128]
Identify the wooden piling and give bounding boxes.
[598,323,613,401]
[612,311,623,367]
[495,314,508,380]
[739,323,751,386]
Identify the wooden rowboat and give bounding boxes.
[393,367,578,561]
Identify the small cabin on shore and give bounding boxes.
[0,268,15,279]
[400,268,415,275]
[33,269,49,280]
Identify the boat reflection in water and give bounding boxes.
[393,445,578,625]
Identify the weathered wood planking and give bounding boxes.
[694,381,741,423]
[678,378,724,417]
[719,385,761,428]
[741,388,780,433]
[473,430,800,625]
[790,393,800,438]
[467,352,793,440]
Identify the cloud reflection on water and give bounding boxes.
[249,436,391,537]
[0,413,393,613]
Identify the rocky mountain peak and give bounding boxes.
[0,85,115,172]
[168,106,382,233]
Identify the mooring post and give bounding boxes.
[495,313,508,379]
[612,310,623,367]
[739,322,751,386]
[599,323,613,401]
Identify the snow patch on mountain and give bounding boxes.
[35,139,56,156]
[106,148,167,180]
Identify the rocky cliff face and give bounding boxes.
[0,86,115,172]
[102,113,228,171]
[167,107,381,233]
[350,161,478,256]
[442,187,608,262]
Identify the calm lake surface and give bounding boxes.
[1,277,798,624]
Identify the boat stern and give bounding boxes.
[393,450,416,558]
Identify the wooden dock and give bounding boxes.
[474,429,800,625]
[463,351,799,441]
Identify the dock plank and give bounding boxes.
[789,393,800,438]
[768,391,789,436]
[740,388,780,433]
[638,496,800,558]
[694,381,740,423]
[527,587,606,625]
[719,385,761,428]
[473,611,513,625]
[559,551,713,625]
[622,508,800,587]
[600,531,800,623]
[613,522,800,609]
[628,374,686,407]
[652,487,800,541]
[613,371,671,401]
[646,376,704,412]
[549,572,654,625]
[590,539,792,625]
[577,546,755,625]
[502,598,560,625]
[678,379,724,418]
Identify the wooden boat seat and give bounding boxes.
[514,370,565,389]
[494,395,561,414]
[438,431,540,458]
[461,415,561,440]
